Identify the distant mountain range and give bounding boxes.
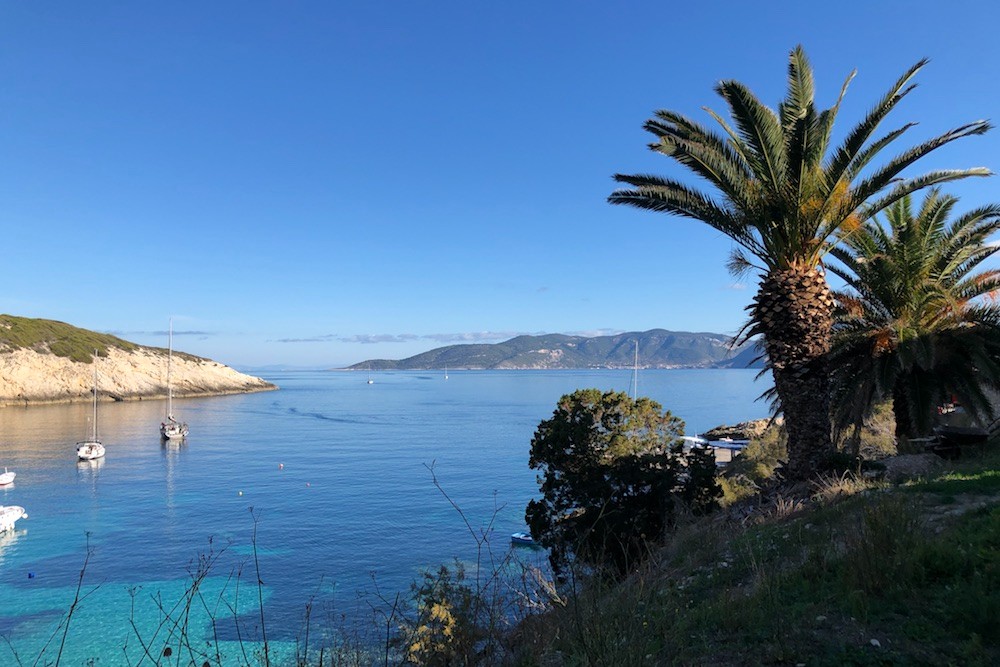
[346,329,764,371]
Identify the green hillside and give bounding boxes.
[0,314,199,363]
[349,329,762,370]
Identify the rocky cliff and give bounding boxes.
[0,315,275,406]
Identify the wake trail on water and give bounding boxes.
[285,406,371,424]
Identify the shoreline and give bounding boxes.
[0,384,278,409]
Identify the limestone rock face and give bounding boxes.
[0,347,275,406]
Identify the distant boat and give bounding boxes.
[0,468,14,486]
[367,364,374,385]
[511,531,538,547]
[160,320,189,440]
[444,366,449,380]
[714,437,750,449]
[76,351,106,461]
[0,505,26,533]
[680,435,710,449]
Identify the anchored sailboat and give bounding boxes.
[160,320,189,440]
[76,350,106,460]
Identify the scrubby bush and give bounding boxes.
[525,389,721,577]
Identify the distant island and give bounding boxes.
[345,329,764,371]
[0,314,276,406]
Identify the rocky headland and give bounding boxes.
[0,315,275,407]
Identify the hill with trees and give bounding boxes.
[347,329,763,370]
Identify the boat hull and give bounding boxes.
[511,532,539,547]
[76,441,106,460]
[160,423,189,440]
[0,506,26,533]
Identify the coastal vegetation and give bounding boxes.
[828,190,1000,439]
[525,389,720,576]
[0,313,140,363]
[0,313,201,363]
[511,447,1000,666]
[609,46,991,481]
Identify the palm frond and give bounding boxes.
[850,121,992,209]
[715,80,786,191]
[825,59,927,186]
[861,168,992,219]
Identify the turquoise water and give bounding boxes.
[0,369,769,664]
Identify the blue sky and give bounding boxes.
[2,1,999,369]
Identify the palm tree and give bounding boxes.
[609,46,990,480]
[829,190,1000,441]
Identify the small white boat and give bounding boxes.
[712,437,750,450]
[0,505,26,533]
[160,320,189,440]
[680,435,711,449]
[0,468,14,486]
[511,531,538,547]
[77,442,105,460]
[77,351,106,461]
[160,417,189,440]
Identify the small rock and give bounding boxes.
[870,639,881,648]
[881,453,943,483]
[815,615,827,622]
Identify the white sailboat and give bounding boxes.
[0,468,15,486]
[76,351,106,460]
[367,364,374,385]
[160,320,189,440]
[444,365,448,380]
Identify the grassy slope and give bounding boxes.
[516,449,1000,666]
[0,314,201,363]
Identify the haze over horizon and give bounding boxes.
[4,1,999,368]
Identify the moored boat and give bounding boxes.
[160,320,189,440]
[680,435,711,449]
[511,531,538,547]
[0,505,26,533]
[77,351,106,461]
[0,468,14,486]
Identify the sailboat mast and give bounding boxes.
[167,319,173,419]
[631,340,638,401]
[92,349,99,440]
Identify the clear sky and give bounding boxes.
[2,1,999,369]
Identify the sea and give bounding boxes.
[0,368,770,664]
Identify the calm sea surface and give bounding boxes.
[0,369,769,664]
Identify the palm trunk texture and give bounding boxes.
[753,267,836,479]
[892,381,914,439]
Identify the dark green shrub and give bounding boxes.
[525,389,720,577]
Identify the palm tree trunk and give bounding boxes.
[754,267,835,480]
[892,381,914,439]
